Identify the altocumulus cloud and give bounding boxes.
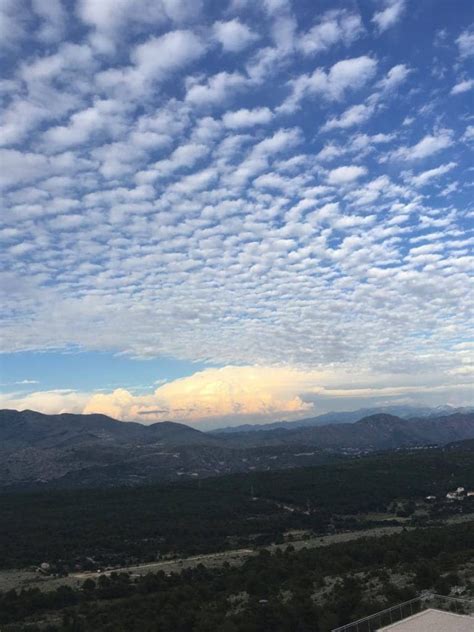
[0,0,473,423]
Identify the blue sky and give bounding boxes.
[0,0,473,427]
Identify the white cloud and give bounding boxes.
[392,129,453,161]
[96,30,206,96]
[42,100,128,149]
[84,366,317,424]
[279,55,377,113]
[350,132,395,152]
[348,174,400,206]
[326,56,378,98]
[0,147,97,191]
[132,30,203,74]
[451,79,474,94]
[251,127,301,155]
[298,9,364,56]
[77,0,202,52]
[322,103,374,131]
[0,42,96,146]
[409,162,457,187]
[262,0,291,15]
[186,71,249,106]
[372,0,406,34]
[246,46,284,82]
[377,63,411,91]
[0,0,29,50]
[462,125,474,142]
[316,143,344,162]
[213,19,258,52]
[32,0,66,43]
[0,367,317,424]
[131,30,205,89]
[0,389,89,416]
[456,27,474,59]
[139,143,209,183]
[327,165,367,184]
[223,107,273,128]
[171,167,217,193]
[0,149,54,189]
[270,14,297,53]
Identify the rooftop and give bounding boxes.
[331,594,474,632]
[377,608,474,631]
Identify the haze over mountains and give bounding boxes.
[212,405,473,433]
[1,407,474,490]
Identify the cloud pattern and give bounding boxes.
[0,0,473,423]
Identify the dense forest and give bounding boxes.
[207,445,474,513]
[1,445,474,570]
[1,521,473,631]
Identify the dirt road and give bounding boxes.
[0,524,409,593]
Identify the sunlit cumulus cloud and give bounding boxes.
[3,363,473,429]
[83,366,317,424]
[1,366,318,424]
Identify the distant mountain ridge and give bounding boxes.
[0,409,212,452]
[212,405,474,434]
[1,408,473,489]
[216,412,474,450]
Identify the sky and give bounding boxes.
[0,0,473,429]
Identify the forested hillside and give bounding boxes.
[1,522,473,631]
[2,443,473,570]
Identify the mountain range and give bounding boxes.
[211,404,474,433]
[1,407,473,489]
[0,409,210,451]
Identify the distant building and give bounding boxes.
[446,486,466,500]
[37,562,51,574]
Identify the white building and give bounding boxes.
[446,486,466,500]
[331,595,473,632]
[377,608,473,631]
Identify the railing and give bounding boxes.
[331,593,474,631]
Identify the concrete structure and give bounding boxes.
[377,608,474,631]
[332,595,473,632]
